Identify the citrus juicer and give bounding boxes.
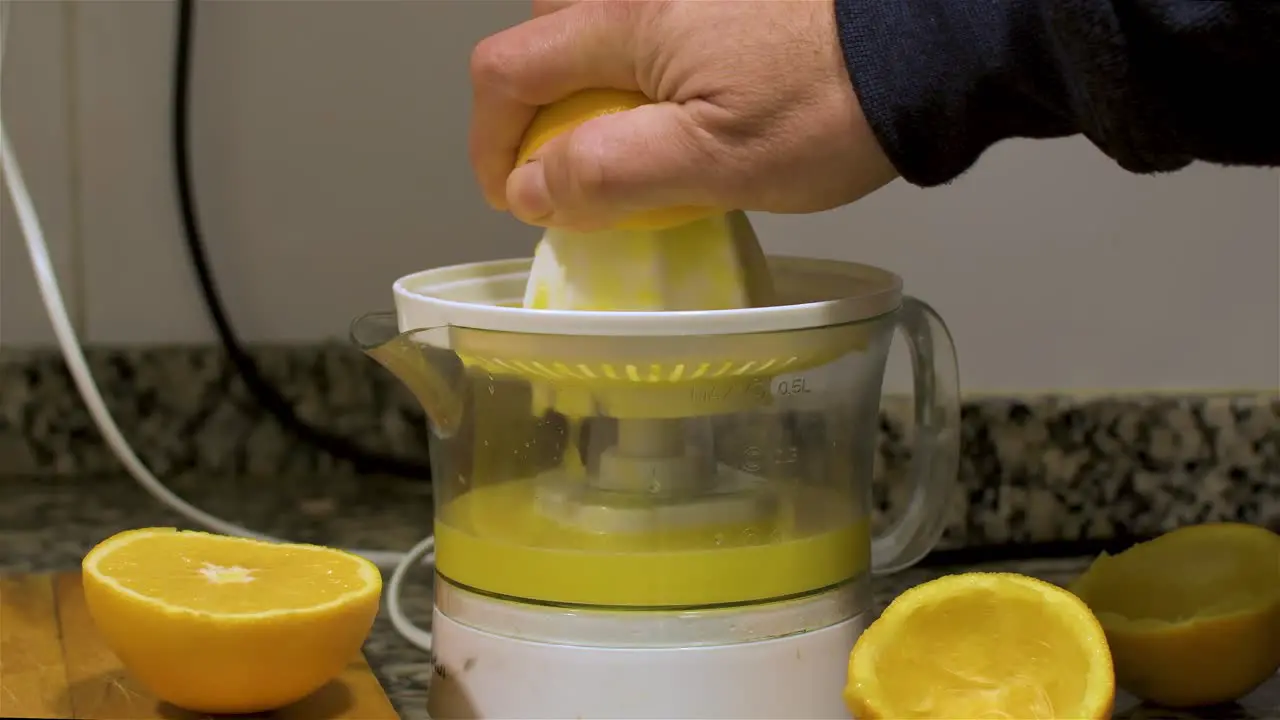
[353,233,960,718]
[352,89,959,719]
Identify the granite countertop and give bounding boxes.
[3,473,1276,720]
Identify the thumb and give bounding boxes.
[506,102,728,230]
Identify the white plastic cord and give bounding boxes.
[0,2,433,652]
[386,533,438,650]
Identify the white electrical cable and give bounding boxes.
[0,2,433,652]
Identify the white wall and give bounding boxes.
[3,1,1278,392]
[1,1,79,344]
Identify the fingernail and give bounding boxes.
[507,160,553,223]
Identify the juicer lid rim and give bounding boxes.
[391,255,903,337]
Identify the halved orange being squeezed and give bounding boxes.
[517,89,719,231]
[82,528,382,714]
[846,572,1115,719]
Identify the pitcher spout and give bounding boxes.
[351,311,466,437]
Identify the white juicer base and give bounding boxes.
[427,607,862,719]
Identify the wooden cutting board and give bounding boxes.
[0,573,400,719]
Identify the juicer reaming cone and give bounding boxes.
[462,213,867,541]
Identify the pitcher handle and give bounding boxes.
[870,296,961,575]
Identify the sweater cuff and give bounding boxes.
[835,0,1073,187]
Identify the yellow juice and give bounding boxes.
[434,477,869,607]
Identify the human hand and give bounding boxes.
[468,0,898,230]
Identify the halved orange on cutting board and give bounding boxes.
[846,572,1115,719]
[82,527,382,714]
[1071,522,1280,708]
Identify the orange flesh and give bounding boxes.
[870,583,1096,719]
[1076,529,1279,622]
[93,533,371,615]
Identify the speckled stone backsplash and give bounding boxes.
[2,346,1277,549]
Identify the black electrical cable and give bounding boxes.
[171,0,432,479]
[913,533,1155,568]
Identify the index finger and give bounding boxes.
[468,2,641,210]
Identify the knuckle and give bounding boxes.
[540,132,619,227]
[469,35,513,89]
[680,106,756,204]
[561,133,616,205]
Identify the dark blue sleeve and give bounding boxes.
[836,0,1280,186]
